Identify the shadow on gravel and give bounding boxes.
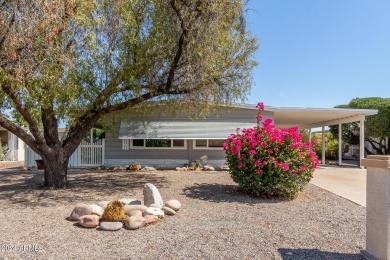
[182,183,280,205]
[0,169,169,208]
[278,248,363,260]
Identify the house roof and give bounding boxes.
[233,103,378,129]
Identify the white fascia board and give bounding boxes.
[299,115,366,129]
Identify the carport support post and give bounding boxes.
[361,155,390,260]
[360,116,365,169]
[321,126,326,164]
[338,124,342,165]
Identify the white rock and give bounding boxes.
[90,204,104,216]
[149,203,163,209]
[97,201,109,210]
[119,198,142,205]
[143,183,164,207]
[203,164,215,171]
[100,221,123,231]
[143,207,164,219]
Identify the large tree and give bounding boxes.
[330,97,390,155]
[0,0,257,188]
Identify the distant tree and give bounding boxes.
[330,97,390,155]
[0,0,257,188]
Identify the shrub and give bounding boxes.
[101,200,127,222]
[223,102,320,199]
[127,162,142,171]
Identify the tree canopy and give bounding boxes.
[0,0,257,187]
[330,97,390,155]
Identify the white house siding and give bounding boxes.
[105,107,274,169]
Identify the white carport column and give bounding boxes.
[308,128,312,143]
[338,124,342,166]
[360,116,365,169]
[322,126,326,164]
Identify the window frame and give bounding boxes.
[129,139,187,149]
[193,139,225,150]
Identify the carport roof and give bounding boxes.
[235,104,378,129]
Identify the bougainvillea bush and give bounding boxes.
[223,102,320,199]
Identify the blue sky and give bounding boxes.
[245,1,390,108]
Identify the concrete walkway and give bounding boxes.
[310,165,367,207]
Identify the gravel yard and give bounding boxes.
[0,168,365,259]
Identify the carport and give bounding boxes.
[266,106,378,167]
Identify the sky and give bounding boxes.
[244,0,390,108]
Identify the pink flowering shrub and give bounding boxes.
[223,102,320,199]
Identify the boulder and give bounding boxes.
[97,201,109,210]
[128,210,143,217]
[124,216,146,230]
[69,204,93,221]
[100,221,123,231]
[124,205,148,216]
[78,215,100,228]
[90,204,104,216]
[143,183,164,207]
[143,207,164,219]
[164,200,181,211]
[162,206,176,216]
[142,166,156,171]
[144,215,159,225]
[119,198,142,206]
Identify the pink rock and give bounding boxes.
[78,215,100,228]
[164,200,181,211]
[124,205,147,215]
[143,215,159,224]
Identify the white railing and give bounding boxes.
[24,138,105,167]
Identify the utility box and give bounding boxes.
[361,155,390,260]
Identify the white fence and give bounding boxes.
[25,138,105,168]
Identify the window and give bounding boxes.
[194,139,225,149]
[129,139,186,149]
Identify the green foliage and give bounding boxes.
[101,200,127,222]
[333,97,390,155]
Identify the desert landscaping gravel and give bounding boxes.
[0,168,365,259]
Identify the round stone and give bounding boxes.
[97,201,109,210]
[78,215,99,228]
[164,200,181,211]
[162,206,176,216]
[128,210,143,217]
[124,216,146,230]
[144,215,159,224]
[100,221,123,231]
[69,204,93,221]
[119,198,142,205]
[124,205,147,216]
[90,204,104,216]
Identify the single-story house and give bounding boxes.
[0,126,25,161]
[23,103,377,168]
[104,104,378,169]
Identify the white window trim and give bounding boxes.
[122,139,130,150]
[193,139,224,150]
[130,139,187,150]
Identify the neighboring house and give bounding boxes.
[23,103,377,169]
[0,126,25,161]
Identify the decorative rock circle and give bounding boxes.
[164,200,181,211]
[125,216,146,230]
[78,215,100,228]
[69,204,93,221]
[100,221,123,231]
[143,207,164,219]
[162,206,176,216]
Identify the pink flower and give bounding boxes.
[256,102,265,111]
[255,160,261,167]
[255,169,262,175]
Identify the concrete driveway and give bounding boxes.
[310,165,367,207]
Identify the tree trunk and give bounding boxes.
[41,148,69,188]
